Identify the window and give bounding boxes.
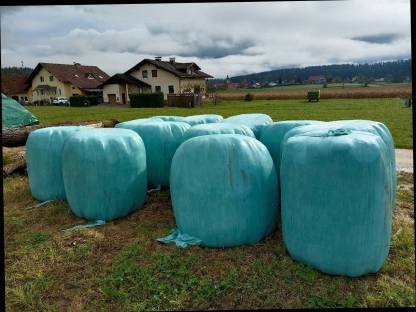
[155,86,161,92]
[40,76,44,82]
[49,76,54,81]
[74,74,79,78]
[168,85,174,94]
[59,89,61,95]
[142,70,148,78]
[40,90,44,95]
[98,75,103,79]
[151,70,158,77]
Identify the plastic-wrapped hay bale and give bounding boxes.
[182,114,223,126]
[116,121,191,187]
[222,113,273,138]
[168,134,278,247]
[151,115,185,122]
[259,120,324,177]
[62,128,147,222]
[26,126,84,201]
[115,117,163,129]
[281,128,392,277]
[283,120,396,210]
[182,122,255,142]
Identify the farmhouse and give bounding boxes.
[25,62,110,103]
[100,57,213,104]
[1,74,30,103]
[307,75,327,84]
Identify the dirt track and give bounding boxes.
[396,149,413,173]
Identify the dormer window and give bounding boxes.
[86,73,95,79]
[98,75,103,79]
[74,74,79,78]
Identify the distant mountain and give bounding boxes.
[1,66,34,76]
[227,59,411,84]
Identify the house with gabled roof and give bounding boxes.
[99,56,213,104]
[25,62,110,103]
[1,74,30,103]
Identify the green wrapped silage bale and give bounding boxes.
[62,128,147,222]
[116,121,191,187]
[182,114,223,126]
[152,115,185,122]
[281,128,392,277]
[168,134,278,247]
[222,113,273,138]
[258,120,325,180]
[26,126,85,201]
[182,122,255,142]
[283,120,396,210]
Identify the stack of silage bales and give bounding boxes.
[25,113,395,277]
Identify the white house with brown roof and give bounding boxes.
[25,62,110,103]
[99,57,213,104]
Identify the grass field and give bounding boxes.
[3,171,415,310]
[27,98,413,148]
[215,83,412,100]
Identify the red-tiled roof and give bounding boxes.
[26,63,110,89]
[1,74,30,95]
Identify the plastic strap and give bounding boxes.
[63,220,106,232]
[147,185,162,194]
[157,228,202,248]
[26,200,54,210]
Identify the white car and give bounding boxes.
[52,97,69,106]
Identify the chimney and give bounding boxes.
[73,62,81,66]
[155,56,162,61]
[169,57,175,63]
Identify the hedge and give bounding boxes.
[129,92,164,108]
[69,96,99,107]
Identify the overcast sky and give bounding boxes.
[0,1,411,78]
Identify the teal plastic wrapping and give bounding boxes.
[182,122,255,142]
[182,114,223,126]
[281,128,392,276]
[167,134,278,247]
[2,93,39,129]
[259,120,324,183]
[116,121,191,187]
[26,126,84,201]
[151,115,185,122]
[222,113,273,138]
[62,128,147,222]
[284,120,396,210]
[115,117,163,128]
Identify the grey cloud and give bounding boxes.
[351,33,401,44]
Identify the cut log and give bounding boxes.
[2,119,119,147]
[3,150,26,177]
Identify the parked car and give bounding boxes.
[52,97,69,106]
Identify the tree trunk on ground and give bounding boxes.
[2,119,119,147]
[3,150,26,177]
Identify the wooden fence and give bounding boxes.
[167,94,203,108]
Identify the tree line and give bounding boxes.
[225,59,411,84]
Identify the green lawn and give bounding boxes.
[4,172,415,310]
[27,98,413,148]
